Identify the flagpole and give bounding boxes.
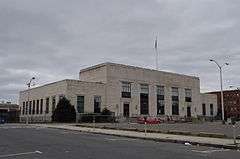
[155,36,158,70]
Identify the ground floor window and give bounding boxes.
[32,100,35,115]
[36,100,39,114]
[210,104,213,116]
[140,93,149,115]
[77,96,84,113]
[157,95,165,115]
[29,101,32,115]
[40,99,43,114]
[202,103,206,116]
[45,98,49,114]
[172,101,179,115]
[94,96,101,113]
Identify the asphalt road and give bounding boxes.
[0,124,240,159]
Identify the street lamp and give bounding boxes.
[209,59,229,123]
[26,77,35,124]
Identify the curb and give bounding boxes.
[40,125,239,150]
[75,124,228,139]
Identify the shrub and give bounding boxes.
[52,97,76,123]
[79,108,115,123]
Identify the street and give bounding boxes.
[0,124,239,159]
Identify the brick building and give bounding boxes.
[208,90,240,119]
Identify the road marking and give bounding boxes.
[0,150,42,158]
[104,138,137,141]
[192,149,229,154]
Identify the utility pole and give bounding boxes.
[209,59,229,123]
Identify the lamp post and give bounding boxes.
[26,77,35,124]
[209,59,229,123]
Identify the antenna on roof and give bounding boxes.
[154,36,159,70]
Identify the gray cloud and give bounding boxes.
[0,0,239,103]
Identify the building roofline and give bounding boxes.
[80,62,199,80]
[206,89,240,94]
[20,79,105,93]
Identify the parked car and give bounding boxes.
[137,117,161,124]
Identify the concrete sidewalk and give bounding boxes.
[35,124,240,150]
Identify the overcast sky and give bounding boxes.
[0,0,239,103]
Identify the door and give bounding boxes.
[123,103,129,117]
[187,107,191,117]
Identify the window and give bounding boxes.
[172,87,179,101]
[22,102,25,115]
[36,100,39,114]
[77,96,84,113]
[141,84,149,94]
[94,96,101,113]
[157,99,165,115]
[140,84,149,115]
[121,82,131,98]
[40,99,43,114]
[45,98,49,114]
[52,96,56,112]
[157,86,164,96]
[26,101,28,115]
[202,103,206,116]
[185,89,192,102]
[157,86,164,115]
[172,87,179,115]
[210,104,213,116]
[32,100,35,115]
[172,101,179,115]
[29,101,32,115]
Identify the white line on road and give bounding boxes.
[104,138,137,141]
[0,150,42,158]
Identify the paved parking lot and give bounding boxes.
[79,121,240,138]
[0,124,240,159]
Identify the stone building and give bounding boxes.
[19,62,217,122]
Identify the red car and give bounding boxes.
[137,117,160,124]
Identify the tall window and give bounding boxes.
[29,101,32,115]
[94,96,101,113]
[121,82,131,98]
[202,103,206,116]
[77,96,84,113]
[185,89,192,102]
[172,87,179,115]
[52,96,56,112]
[22,102,25,115]
[26,101,28,115]
[140,84,149,115]
[36,100,39,114]
[32,100,35,115]
[157,86,165,115]
[210,104,213,116]
[40,99,43,114]
[45,98,49,114]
